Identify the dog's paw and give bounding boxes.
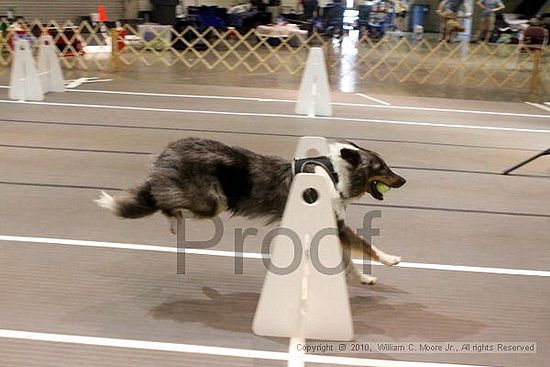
[380,254,401,266]
[360,274,378,285]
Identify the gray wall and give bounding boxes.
[0,0,125,22]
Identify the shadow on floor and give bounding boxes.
[151,285,485,340]
[351,295,486,339]
[151,287,260,334]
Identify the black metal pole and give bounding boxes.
[503,148,550,175]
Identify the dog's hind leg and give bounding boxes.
[338,221,401,266]
[163,207,217,235]
[160,209,179,234]
[153,177,227,234]
[169,216,177,234]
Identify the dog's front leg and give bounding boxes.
[348,263,378,285]
[340,238,378,285]
[337,221,401,266]
[338,226,377,285]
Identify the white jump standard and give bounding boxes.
[9,35,65,101]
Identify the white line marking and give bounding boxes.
[65,77,113,89]
[1,85,548,119]
[395,262,550,277]
[288,337,305,367]
[1,99,549,134]
[65,91,550,119]
[525,102,550,113]
[0,329,492,367]
[74,89,294,102]
[65,78,87,89]
[70,89,293,102]
[0,234,265,257]
[0,329,289,362]
[0,85,295,103]
[545,102,550,107]
[1,235,549,277]
[356,93,391,106]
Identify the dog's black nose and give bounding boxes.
[395,176,406,187]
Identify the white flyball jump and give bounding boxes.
[295,47,332,117]
[9,35,65,101]
[253,137,353,366]
[37,36,65,94]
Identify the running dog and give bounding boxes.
[96,137,406,285]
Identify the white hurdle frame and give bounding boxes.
[253,137,353,367]
[9,35,64,101]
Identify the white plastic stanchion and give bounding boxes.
[9,39,44,101]
[37,35,65,94]
[9,35,65,101]
[295,47,332,117]
[253,137,353,345]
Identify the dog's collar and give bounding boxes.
[292,156,339,185]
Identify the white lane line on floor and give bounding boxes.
[1,85,548,119]
[1,235,549,277]
[0,329,493,367]
[395,262,550,277]
[545,102,550,107]
[62,89,545,118]
[356,93,391,106]
[0,85,296,103]
[71,88,295,103]
[1,99,549,134]
[525,102,550,113]
[289,337,306,367]
[65,77,113,89]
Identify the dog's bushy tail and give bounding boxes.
[95,181,158,218]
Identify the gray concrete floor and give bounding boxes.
[0,78,549,367]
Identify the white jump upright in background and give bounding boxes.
[37,35,65,94]
[253,137,353,367]
[9,35,64,101]
[295,48,332,117]
[9,39,43,101]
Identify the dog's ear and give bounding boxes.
[340,148,361,167]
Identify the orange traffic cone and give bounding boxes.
[98,5,107,21]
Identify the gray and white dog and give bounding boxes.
[96,137,406,285]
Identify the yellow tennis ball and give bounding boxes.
[376,182,391,194]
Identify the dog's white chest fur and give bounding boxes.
[326,142,360,220]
